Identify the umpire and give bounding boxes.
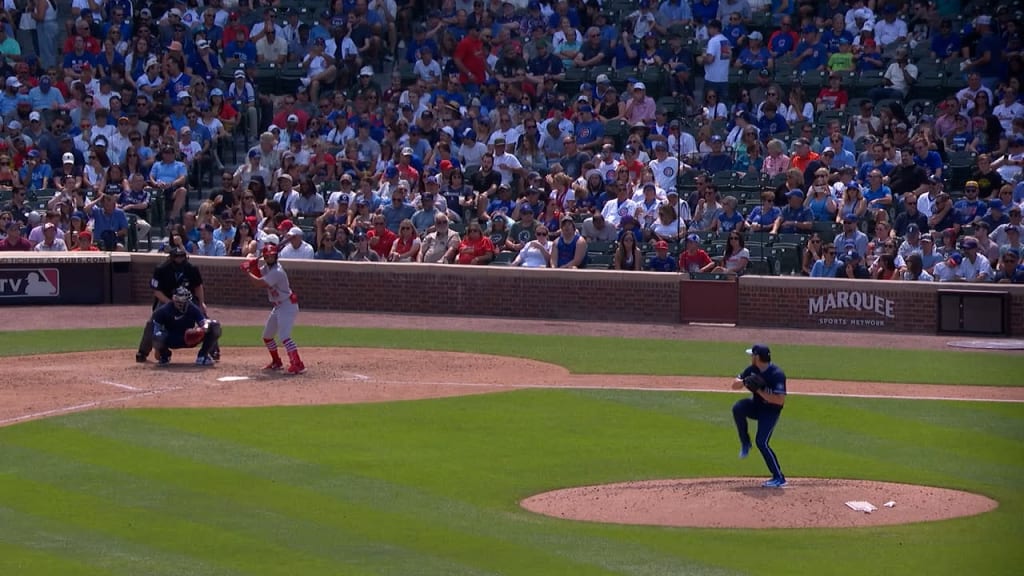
[731,344,788,488]
[136,246,217,362]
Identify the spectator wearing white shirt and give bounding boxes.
[32,223,67,251]
[993,87,1024,134]
[872,5,908,47]
[413,45,442,84]
[956,237,992,281]
[492,137,524,187]
[279,227,315,259]
[649,142,683,194]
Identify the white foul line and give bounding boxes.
[337,377,1024,404]
[0,387,183,427]
[99,380,143,392]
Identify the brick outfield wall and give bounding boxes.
[128,255,683,324]
[127,255,1024,335]
[738,276,1024,336]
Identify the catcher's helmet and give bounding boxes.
[262,244,279,258]
[172,286,192,311]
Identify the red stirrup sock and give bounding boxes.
[264,338,282,363]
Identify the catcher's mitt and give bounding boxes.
[742,374,768,393]
[184,327,206,347]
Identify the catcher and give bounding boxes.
[731,344,788,488]
[150,287,222,367]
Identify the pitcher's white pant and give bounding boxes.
[263,301,299,341]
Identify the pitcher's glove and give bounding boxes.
[184,327,206,347]
[742,374,768,393]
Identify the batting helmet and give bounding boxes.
[262,244,279,258]
[172,286,192,312]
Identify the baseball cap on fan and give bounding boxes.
[745,344,771,361]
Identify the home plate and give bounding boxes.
[217,376,251,382]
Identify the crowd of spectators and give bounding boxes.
[0,1,1021,282]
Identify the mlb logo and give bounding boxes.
[0,268,60,298]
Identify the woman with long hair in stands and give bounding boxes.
[614,228,643,271]
[801,233,823,275]
[230,217,258,257]
[711,231,750,276]
[388,218,421,262]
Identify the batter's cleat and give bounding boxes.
[739,445,751,459]
[211,350,220,361]
[286,363,306,375]
[762,478,787,488]
[136,353,147,363]
[156,356,171,366]
[262,361,284,371]
[195,355,216,366]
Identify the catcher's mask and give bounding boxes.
[172,287,192,312]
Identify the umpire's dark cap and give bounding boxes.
[745,344,771,361]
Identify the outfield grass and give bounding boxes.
[0,390,1021,576]
[0,326,1020,386]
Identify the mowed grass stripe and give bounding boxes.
[0,444,488,576]
[79,407,740,576]
[15,417,621,576]
[0,326,1020,386]
[0,539,118,576]
[0,474,325,576]
[0,507,233,576]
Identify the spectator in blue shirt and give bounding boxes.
[659,0,693,24]
[757,102,789,141]
[692,0,719,24]
[701,136,734,173]
[930,20,961,60]
[965,16,1001,88]
[810,242,843,277]
[793,26,827,73]
[148,146,189,223]
[28,75,65,111]
[912,140,944,178]
[19,150,52,190]
[85,193,129,250]
[775,189,814,233]
[747,191,781,231]
[953,182,988,226]
[723,13,747,47]
[573,105,604,153]
[856,143,895,183]
[224,28,257,64]
[647,240,679,272]
[863,169,893,212]
[820,14,854,53]
[736,31,772,70]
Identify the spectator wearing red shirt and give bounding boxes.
[456,220,495,265]
[271,95,309,135]
[0,222,32,251]
[222,13,250,51]
[71,230,100,251]
[678,233,713,274]
[62,19,101,55]
[366,215,397,258]
[454,26,488,86]
[396,148,420,184]
[815,73,849,112]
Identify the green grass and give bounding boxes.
[0,390,1022,576]
[1,326,1021,386]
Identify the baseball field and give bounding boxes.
[0,307,1021,576]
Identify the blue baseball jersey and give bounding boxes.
[739,363,787,409]
[151,301,206,343]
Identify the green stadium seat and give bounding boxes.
[492,251,516,265]
[585,253,614,269]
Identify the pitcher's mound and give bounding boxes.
[521,477,998,528]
